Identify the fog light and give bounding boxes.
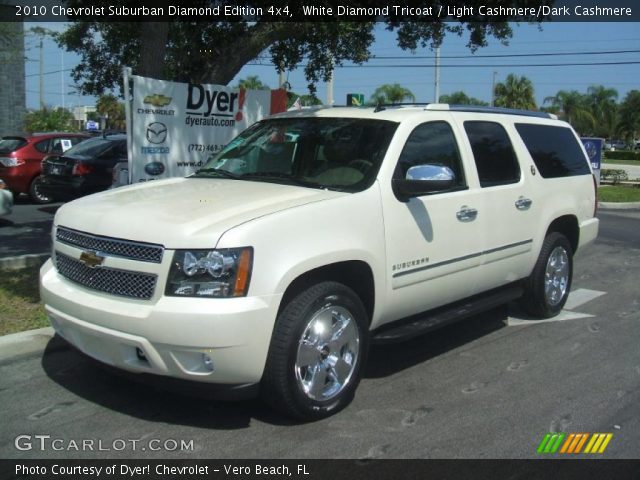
[136,348,147,361]
[203,353,214,372]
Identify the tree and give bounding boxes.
[587,85,618,138]
[370,84,416,105]
[493,74,536,110]
[235,75,271,90]
[617,90,640,144]
[439,91,488,106]
[56,0,551,96]
[23,107,75,133]
[286,92,323,109]
[543,90,594,135]
[96,94,126,130]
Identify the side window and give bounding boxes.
[69,137,85,146]
[395,121,466,188]
[50,138,65,154]
[34,139,50,153]
[464,121,520,187]
[514,123,591,178]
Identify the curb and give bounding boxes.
[0,253,49,270]
[0,327,55,362]
[598,202,640,210]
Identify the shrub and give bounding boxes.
[600,169,629,183]
[604,150,640,161]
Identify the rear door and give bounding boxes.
[460,119,536,288]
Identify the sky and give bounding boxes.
[24,21,640,110]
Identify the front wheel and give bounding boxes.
[261,281,369,421]
[520,232,573,318]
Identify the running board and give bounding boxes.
[371,284,524,344]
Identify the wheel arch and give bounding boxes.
[546,215,579,254]
[277,260,376,325]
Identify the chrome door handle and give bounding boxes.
[515,197,533,210]
[456,206,478,222]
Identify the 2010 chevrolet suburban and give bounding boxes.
[40,104,599,420]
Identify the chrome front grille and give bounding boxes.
[55,252,157,300]
[56,227,163,263]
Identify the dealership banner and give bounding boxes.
[127,74,287,184]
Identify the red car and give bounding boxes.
[0,133,89,203]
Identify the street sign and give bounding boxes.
[86,120,99,131]
[347,93,365,107]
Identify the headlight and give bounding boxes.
[165,248,253,298]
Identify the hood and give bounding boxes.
[54,177,345,249]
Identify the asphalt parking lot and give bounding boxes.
[0,206,639,459]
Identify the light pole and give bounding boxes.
[491,71,498,107]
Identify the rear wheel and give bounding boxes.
[29,176,52,204]
[520,232,573,318]
[261,281,369,421]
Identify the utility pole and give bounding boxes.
[39,36,44,110]
[491,71,498,107]
[434,46,441,103]
[326,69,334,106]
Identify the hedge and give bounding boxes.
[603,150,640,161]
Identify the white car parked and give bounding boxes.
[0,179,13,217]
[40,104,599,419]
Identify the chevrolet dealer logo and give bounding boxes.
[143,94,172,107]
[79,251,105,269]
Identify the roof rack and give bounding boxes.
[373,103,557,119]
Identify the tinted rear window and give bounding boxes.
[515,124,590,178]
[464,121,520,187]
[64,138,117,157]
[0,137,27,154]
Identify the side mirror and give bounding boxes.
[392,164,456,201]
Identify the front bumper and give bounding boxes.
[40,260,282,388]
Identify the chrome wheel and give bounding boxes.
[295,305,360,401]
[30,176,51,204]
[544,246,569,306]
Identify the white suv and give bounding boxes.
[40,105,599,420]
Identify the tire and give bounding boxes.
[261,281,369,421]
[29,176,52,204]
[520,232,573,318]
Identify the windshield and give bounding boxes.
[193,117,398,192]
[63,137,117,157]
[0,137,27,154]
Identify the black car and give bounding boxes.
[39,135,127,201]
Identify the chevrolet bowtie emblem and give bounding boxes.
[79,251,105,268]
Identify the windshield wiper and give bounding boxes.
[192,168,241,179]
[241,172,328,190]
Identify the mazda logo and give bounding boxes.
[146,122,167,144]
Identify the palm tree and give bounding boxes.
[440,91,488,106]
[370,84,416,105]
[617,90,640,144]
[493,74,537,110]
[543,90,595,135]
[587,85,618,138]
[235,75,270,90]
